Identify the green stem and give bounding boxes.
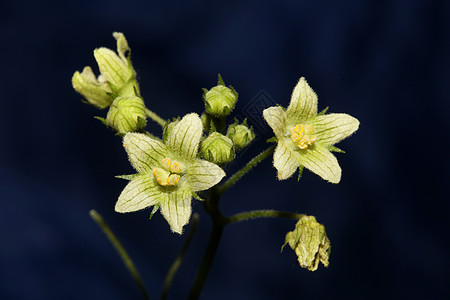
[161,213,199,300]
[225,210,304,225]
[145,108,167,127]
[218,145,275,195]
[187,223,224,300]
[187,188,225,300]
[89,210,150,300]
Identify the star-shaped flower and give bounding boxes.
[263,77,359,183]
[115,113,226,234]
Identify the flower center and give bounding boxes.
[153,157,182,186]
[291,124,316,149]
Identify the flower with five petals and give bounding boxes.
[263,77,359,183]
[115,113,225,234]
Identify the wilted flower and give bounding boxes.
[282,215,330,271]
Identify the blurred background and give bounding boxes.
[1,0,449,299]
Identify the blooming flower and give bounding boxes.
[263,77,359,183]
[115,113,226,234]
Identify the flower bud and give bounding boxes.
[106,96,147,134]
[72,66,113,109]
[93,32,135,93]
[203,75,238,116]
[163,119,180,143]
[282,215,330,271]
[226,120,255,149]
[200,132,235,164]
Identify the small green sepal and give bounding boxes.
[328,146,345,153]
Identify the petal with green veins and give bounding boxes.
[187,160,226,192]
[286,77,318,122]
[115,174,166,213]
[311,113,360,147]
[167,113,203,160]
[273,142,301,180]
[263,106,287,138]
[298,146,341,183]
[159,189,192,234]
[123,133,168,173]
[94,47,130,88]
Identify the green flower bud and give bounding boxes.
[282,215,331,271]
[106,96,147,134]
[72,66,113,109]
[226,120,255,149]
[203,75,238,116]
[93,32,135,93]
[163,119,180,143]
[200,132,235,164]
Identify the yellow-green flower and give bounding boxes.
[263,77,359,183]
[115,113,225,234]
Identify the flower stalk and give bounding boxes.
[89,210,150,300]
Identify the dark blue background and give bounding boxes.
[1,0,449,299]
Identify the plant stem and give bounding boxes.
[225,210,304,225]
[145,108,167,127]
[89,210,150,300]
[187,188,225,300]
[161,213,199,300]
[218,145,275,195]
[187,223,223,300]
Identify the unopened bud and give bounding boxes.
[203,75,238,116]
[163,119,180,143]
[227,120,255,149]
[200,132,235,164]
[106,96,147,134]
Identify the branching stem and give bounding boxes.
[218,145,275,195]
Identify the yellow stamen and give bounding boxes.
[291,124,316,149]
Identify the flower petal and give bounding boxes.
[123,133,168,173]
[115,174,166,212]
[286,77,318,122]
[263,106,287,138]
[298,146,341,183]
[273,142,301,180]
[94,47,131,88]
[187,159,226,192]
[113,32,130,62]
[159,189,192,234]
[311,114,360,147]
[167,113,203,160]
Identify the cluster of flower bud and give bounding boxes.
[72,32,145,134]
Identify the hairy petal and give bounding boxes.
[187,159,226,192]
[159,189,192,234]
[286,77,318,122]
[263,106,287,138]
[123,133,168,173]
[273,142,301,180]
[115,175,166,212]
[311,114,360,147]
[167,113,203,160]
[298,146,341,183]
